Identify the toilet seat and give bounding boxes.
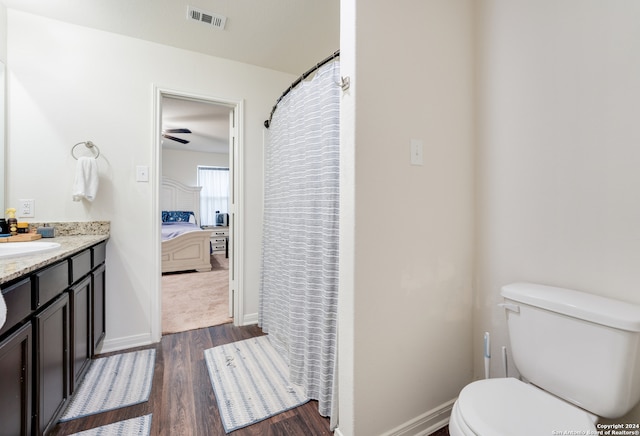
[455,378,596,436]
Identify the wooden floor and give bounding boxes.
[50,324,332,436]
[50,322,450,436]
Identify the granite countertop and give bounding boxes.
[0,221,110,286]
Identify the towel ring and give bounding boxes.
[71,141,100,160]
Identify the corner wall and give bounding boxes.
[339,1,475,434]
[475,0,640,424]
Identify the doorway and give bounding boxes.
[152,87,244,341]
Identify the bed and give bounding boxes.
[161,177,212,273]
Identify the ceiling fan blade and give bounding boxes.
[164,128,192,134]
[163,134,190,144]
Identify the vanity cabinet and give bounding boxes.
[35,293,70,436]
[69,275,91,393]
[0,322,33,436]
[0,240,107,436]
[91,243,106,354]
[68,248,92,393]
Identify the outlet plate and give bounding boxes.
[19,199,35,218]
[136,165,149,182]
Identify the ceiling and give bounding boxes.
[161,96,231,154]
[1,0,340,155]
[1,0,340,75]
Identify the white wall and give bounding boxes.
[162,148,228,187]
[0,4,6,62]
[5,10,294,348]
[0,3,6,213]
[475,0,640,424]
[339,1,475,434]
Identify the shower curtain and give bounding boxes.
[259,60,340,421]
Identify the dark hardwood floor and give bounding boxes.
[50,323,450,436]
[50,324,331,436]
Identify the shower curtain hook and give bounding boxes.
[340,76,351,91]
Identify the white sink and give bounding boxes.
[0,241,62,259]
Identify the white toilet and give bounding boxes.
[450,282,640,436]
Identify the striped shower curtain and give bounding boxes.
[259,60,340,421]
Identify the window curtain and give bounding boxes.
[197,166,229,226]
[259,60,340,424]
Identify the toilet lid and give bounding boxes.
[457,378,596,436]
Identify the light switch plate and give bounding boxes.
[410,139,424,166]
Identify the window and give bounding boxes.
[197,166,229,226]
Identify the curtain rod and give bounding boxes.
[264,49,340,129]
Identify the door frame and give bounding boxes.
[151,86,245,342]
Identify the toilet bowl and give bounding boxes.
[449,378,596,436]
[449,282,640,436]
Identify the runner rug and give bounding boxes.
[70,414,152,436]
[60,349,156,421]
[204,336,309,433]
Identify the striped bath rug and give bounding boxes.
[204,336,309,433]
[60,349,156,421]
[70,414,152,436]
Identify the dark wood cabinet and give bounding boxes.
[35,293,70,436]
[91,263,106,354]
[0,278,32,337]
[69,275,92,393]
[0,322,33,436]
[0,239,107,435]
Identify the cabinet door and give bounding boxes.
[70,275,92,392]
[0,323,33,436]
[35,293,70,436]
[0,278,32,337]
[91,263,106,355]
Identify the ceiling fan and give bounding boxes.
[162,128,192,144]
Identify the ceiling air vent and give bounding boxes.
[187,6,227,30]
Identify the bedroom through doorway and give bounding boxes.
[159,94,237,335]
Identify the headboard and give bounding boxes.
[161,177,202,225]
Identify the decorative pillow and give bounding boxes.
[162,211,196,223]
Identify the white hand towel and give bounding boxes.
[0,291,6,330]
[72,156,99,202]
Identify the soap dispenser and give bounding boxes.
[5,208,17,236]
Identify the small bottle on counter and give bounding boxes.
[5,208,18,236]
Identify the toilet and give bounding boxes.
[450,282,640,436]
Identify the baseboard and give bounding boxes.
[380,398,455,436]
[334,427,346,436]
[101,313,259,353]
[239,312,258,326]
[99,332,154,354]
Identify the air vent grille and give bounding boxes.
[187,6,227,30]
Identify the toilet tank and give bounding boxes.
[501,282,640,418]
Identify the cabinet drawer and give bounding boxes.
[211,229,229,237]
[0,278,32,336]
[211,236,227,244]
[70,250,91,284]
[34,261,69,309]
[92,242,106,267]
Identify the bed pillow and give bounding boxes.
[162,211,196,224]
